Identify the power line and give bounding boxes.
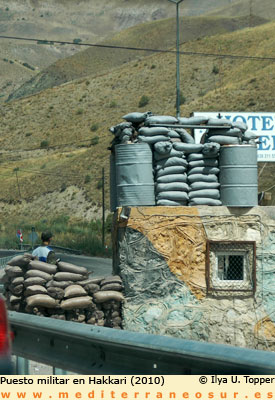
[0,34,275,62]
[0,165,109,180]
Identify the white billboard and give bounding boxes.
[193,112,275,162]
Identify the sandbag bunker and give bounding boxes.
[3,253,124,328]
[109,112,258,208]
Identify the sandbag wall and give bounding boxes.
[110,112,259,207]
[3,253,123,328]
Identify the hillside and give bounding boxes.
[0,21,274,236]
[6,14,268,102]
[0,0,270,103]
[207,0,275,20]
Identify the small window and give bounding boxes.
[206,241,256,295]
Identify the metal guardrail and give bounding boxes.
[9,311,275,375]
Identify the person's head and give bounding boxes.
[41,231,53,244]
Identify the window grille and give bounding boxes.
[206,241,256,294]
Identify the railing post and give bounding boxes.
[16,357,29,375]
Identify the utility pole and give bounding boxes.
[102,167,105,249]
[167,0,184,119]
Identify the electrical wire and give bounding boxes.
[0,34,275,62]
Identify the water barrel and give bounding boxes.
[110,153,117,212]
[115,143,155,206]
[219,145,258,207]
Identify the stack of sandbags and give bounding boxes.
[154,141,189,206]
[94,275,123,329]
[2,254,125,329]
[3,253,34,312]
[203,118,259,145]
[184,143,222,206]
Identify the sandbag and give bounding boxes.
[57,261,88,275]
[188,174,218,183]
[9,284,24,296]
[155,157,188,170]
[26,294,57,308]
[24,285,48,297]
[10,295,21,305]
[138,135,169,144]
[25,269,52,281]
[168,130,180,138]
[46,280,73,288]
[100,276,122,287]
[64,284,87,299]
[24,277,47,287]
[189,198,222,206]
[202,142,220,156]
[54,272,84,282]
[232,121,248,132]
[190,182,220,190]
[187,153,215,161]
[29,260,57,274]
[79,277,103,286]
[178,116,208,125]
[5,265,23,278]
[188,167,220,176]
[7,253,33,268]
[156,173,188,184]
[84,283,100,294]
[154,141,173,155]
[110,122,132,135]
[157,199,187,206]
[206,136,240,145]
[139,127,169,136]
[207,117,231,127]
[175,129,195,144]
[173,143,204,153]
[93,291,125,303]
[207,128,242,137]
[156,166,187,177]
[144,115,178,125]
[47,287,65,300]
[188,159,218,168]
[101,283,122,291]
[156,182,189,193]
[61,296,93,310]
[11,276,24,285]
[122,111,151,123]
[189,189,220,200]
[154,149,185,161]
[157,191,189,201]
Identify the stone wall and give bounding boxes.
[113,206,275,350]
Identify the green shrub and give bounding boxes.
[90,123,99,132]
[138,95,149,108]
[84,174,91,184]
[90,136,99,146]
[40,140,49,149]
[97,179,103,190]
[109,100,117,108]
[73,38,82,44]
[212,65,219,74]
[76,108,84,115]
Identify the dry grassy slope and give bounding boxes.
[7,13,268,102]
[207,0,275,20]
[0,20,275,224]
